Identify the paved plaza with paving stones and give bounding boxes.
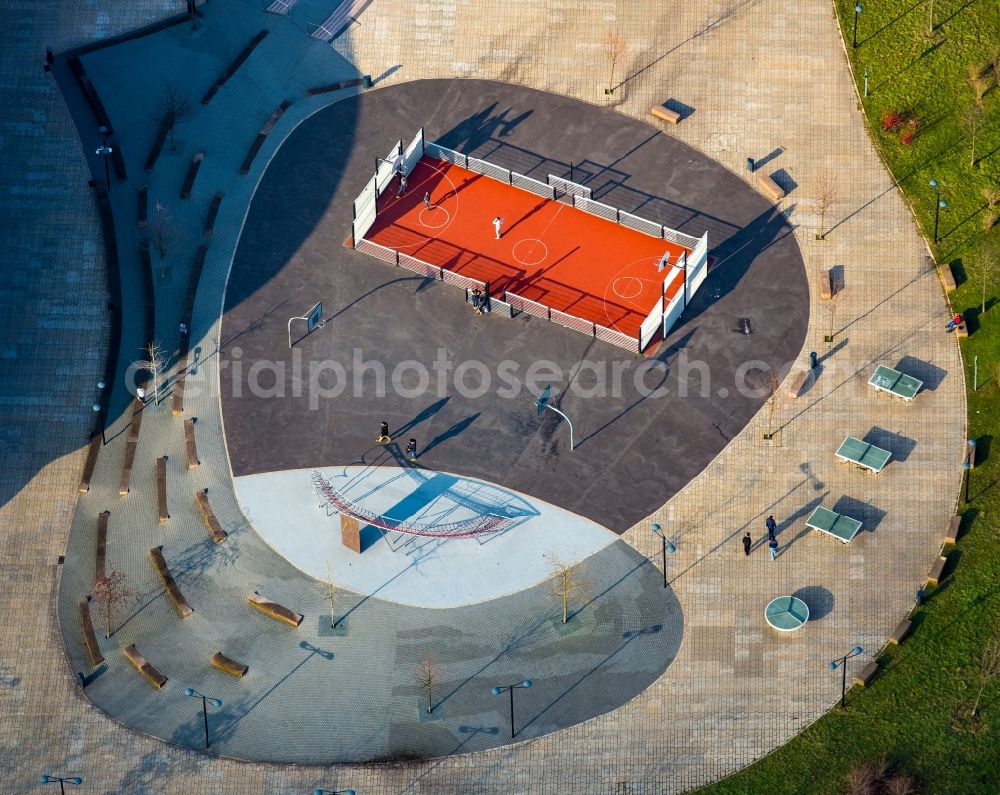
[0,0,966,793]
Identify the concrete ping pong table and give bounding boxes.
[869,365,923,401]
[805,505,863,543]
[836,436,891,474]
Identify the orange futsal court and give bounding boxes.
[361,156,690,339]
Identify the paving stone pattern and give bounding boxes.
[0,0,965,793]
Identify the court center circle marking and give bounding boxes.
[418,206,450,229]
[511,238,548,267]
[612,276,644,300]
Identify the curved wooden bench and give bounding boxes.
[945,515,961,544]
[123,645,167,689]
[172,370,186,416]
[756,173,785,201]
[79,433,102,494]
[650,104,681,125]
[927,555,948,586]
[149,547,194,619]
[184,419,200,469]
[156,457,169,523]
[79,598,104,666]
[195,490,226,543]
[248,592,302,627]
[854,660,879,687]
[889,618,912,645]
[211,652,248,678]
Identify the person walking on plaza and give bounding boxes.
[376,421,392,444]
[742,532,752,557]
[405,438,418,461]
[768,535,779,561]
[423,191,432,210]
[765,515,777,541]
[493,216,503,239]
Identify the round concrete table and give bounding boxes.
[765,596,809,631]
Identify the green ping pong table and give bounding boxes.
[765,596,809,631]
[836,436,891,474]
[805,505,863,543]
[869,365,923,401]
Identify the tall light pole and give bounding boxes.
[829,646,864,708]
[852,4,863,48]
[650,523,677,588]
[185,687,222,748]
[92,380,107,445]
[40,776,83,795]
[96,126,112,192]
[929,179,948,243]
[491,679,532,738]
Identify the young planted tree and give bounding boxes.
[982,186,1000,232]
[546,554,589,624]
[764,367,781,439]
[157,84,192,153]
[970,628,1000,719]
[414,654,442,715]
[963,105,985,167]
[90,570,142,639]
[603,29,626,95]
[323,566,339,628]
[816,170,838,240]
[132,341,167,405]
[824,289,842,343]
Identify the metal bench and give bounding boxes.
[123,645,167,689]
[869,365,922,401]
[149,547,194,619]
[835,436,891,474]
[805,505,863,543]
[247,592,303,627]
[195,490,226,544]
[211,652,248,678]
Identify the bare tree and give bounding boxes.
[157,84,193,153]
[414,654,442,715]
[132,341,167,405]
[322,567,340,628]
[90,570,142,639]
[979,242,999,314]
[962,105,985,167]
[970,629,1000,718]
[816,170,838,239]
[825,289,842,343]
[151,203,179,278]
[547,554,589,624]
[603,29,626,95]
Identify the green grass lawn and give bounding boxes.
[699,1,1000,792]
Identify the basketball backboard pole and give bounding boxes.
[288,300,325,348]
[536,384,574,451]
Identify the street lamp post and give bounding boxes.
[828,646,864,708]
[185,687,222,748]
[929,179,948,243]
[852,4,863,48]
[96,126,113,192]
[650,523,677,588]
[491,679,532,738]
[92,380,107,445]
[40,776,83,795]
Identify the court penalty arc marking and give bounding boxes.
[602,255,674,333]
[386,160,461,248]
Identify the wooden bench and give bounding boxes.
[156,457,169,523]
[118,402,144,496]
[95,510,109,585]
[172,370,186,416]
[786,370,809,399]
[939,263,956,292]
[650,104,681,125]
[79,433,102,494]
[123,645,167,689]
[819,269,832,300]
[927,556,948,586]
[149,547,194,619]
[184,419,200,469]
[854,660,879,687]
[956,319,968,339]
[79,598,104,666]
[180,152,204,201]
[889,618,912,645]
[756,173,785,201]
[248,592,303,627]
[195,490,226,543]
[945,515,961,544]
[211,652,248,678]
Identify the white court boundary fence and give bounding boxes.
[547,174,592,200]
[351,131,713,354]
